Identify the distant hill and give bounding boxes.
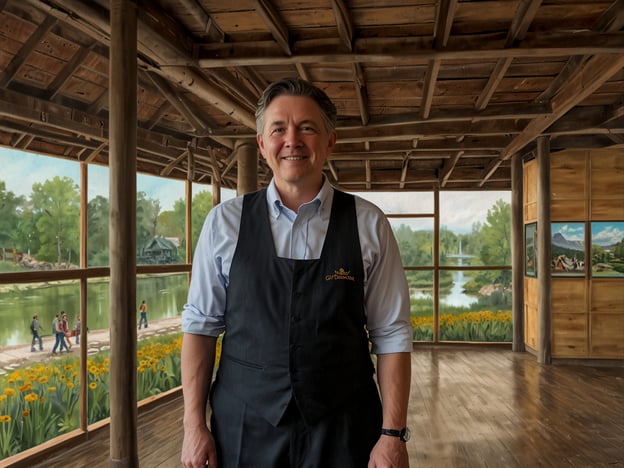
[552,232,584,251]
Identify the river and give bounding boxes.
[0,274,189,346]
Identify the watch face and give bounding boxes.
[401,427,411,442]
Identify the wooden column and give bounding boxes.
[511,154,525,352]
[212,177,221,206]
[433,188,440,342]
[236,140,258,195]
[79,163,88,429]
[185,179,192,264]
[536,136,552,365]
[109,0,138,465]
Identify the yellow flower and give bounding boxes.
[0,415,11,423]
[3,388,16,397]
[47,387,57,392]
[22,410,30,417]
[67,382,75,389]
[0,395,6,402]
[38,376,48,384]
[89,382,97,390]
[25,393,39,403]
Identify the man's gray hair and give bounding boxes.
[255,78,337,135]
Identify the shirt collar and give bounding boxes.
[267,177,334,221]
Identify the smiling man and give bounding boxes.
[181,78,413,468]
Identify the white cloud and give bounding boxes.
[354,190,510,233]
[591,223,624,246]
[552,223,585,241]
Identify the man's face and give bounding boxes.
[257,95,336,192]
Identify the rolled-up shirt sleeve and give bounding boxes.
[356,198,413,355]
[182,200,241,337]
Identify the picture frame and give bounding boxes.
[591,221,624,278]
[551,222,585,277]
[525,222,537,277]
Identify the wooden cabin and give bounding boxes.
[0,0,622,466]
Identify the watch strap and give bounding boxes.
[380,427,409,442]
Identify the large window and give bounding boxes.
[0,149,195,459]
[438,192,512,342]
[355,190,512,343]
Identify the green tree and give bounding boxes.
[479,199,511,267]
[136,191,161,255]
[191,190,213,253]
[87,195,110,266]
[0,181,25,247]
[30,176,80,266]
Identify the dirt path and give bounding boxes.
[0,316,182,374]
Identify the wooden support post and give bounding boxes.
[185,180,192,264]
[536,136,552,365]
[109,0,138,465]
[236,140,258,195]
[511,154,525,352]
[212,177,221,206]
[79,163,88,429]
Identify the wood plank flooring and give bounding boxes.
[17,348,624,467]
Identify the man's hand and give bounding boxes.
[368,435,409,468]
[181,424,217,468]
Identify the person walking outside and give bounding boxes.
[61,313,72,350]
[74,316,81,345]
[138,300,148,329]
[30,314,44,352]
[51,311,70,354]
[181,78,412,468]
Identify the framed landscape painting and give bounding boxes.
[525,223,537,277]
[551,222,585,277]
[591,221,624,278]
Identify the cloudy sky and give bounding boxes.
[2,147,509,232]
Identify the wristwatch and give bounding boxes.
[380,427,411,442]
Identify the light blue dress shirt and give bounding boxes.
[182,178,413,354]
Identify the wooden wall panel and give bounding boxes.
[524,160,537,222]
[551,199,587,221]
[590,150,624,220]
[551,279,587,313]
[551,151,588,201]
[552,279,588,357]
[590,199,624,220]
[523,148,623,361]
[590,313,624,358]
[552,313,588,357]
[590,279,624,314]
[524,278,538,349]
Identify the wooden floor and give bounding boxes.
[22,348,624,467]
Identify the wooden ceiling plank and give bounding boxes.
[0,16,57,87]
[46,45,94,100]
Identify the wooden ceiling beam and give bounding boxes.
[251,0,291,56]
[421,0,457,119]
[196,32,624,68]
[330,0,353,52]
[499,54,624,161]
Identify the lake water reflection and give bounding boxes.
[411,271,479,308]
[0,274,189,346]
